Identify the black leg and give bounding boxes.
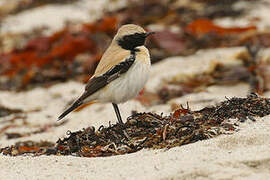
[112,103,124,124]
[112,103,130,140]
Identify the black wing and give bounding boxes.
[58,51,136,120]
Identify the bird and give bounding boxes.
[58,24,154,125]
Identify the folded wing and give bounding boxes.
[58,51,136,120]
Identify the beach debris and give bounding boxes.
[1,93,269,157]
[185,18,256,37]
[155,44,270,103]
[0,105,22,118]
[117,0,259,58]
[3,120,68,140]
[0,105,67,139]
[0,141,55,156]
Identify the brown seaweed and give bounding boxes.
[1,93,269,157]
[0,105,22,118]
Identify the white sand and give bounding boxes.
[0,118,269,180]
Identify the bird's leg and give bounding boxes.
[112,103,124,124]
[112,103,130,140]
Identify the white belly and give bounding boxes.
[97,58,150,104]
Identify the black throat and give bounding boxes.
[117,33,146,50]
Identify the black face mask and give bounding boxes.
[117,32,154,50]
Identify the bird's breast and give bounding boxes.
[99,51,151,104]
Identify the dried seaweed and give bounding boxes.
[114,0,260,59]
[156,44,270,103]
[4,120,68,140]
[157,65,248,103]
[0,141,55,156]
[0,107,68,139]
[1,94,269,157]
[116,0,249,26]
[0,105,22,118]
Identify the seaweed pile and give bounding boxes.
[1,93,269,157]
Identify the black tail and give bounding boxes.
[58,101,83,121]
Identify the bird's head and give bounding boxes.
[114,24,155,51]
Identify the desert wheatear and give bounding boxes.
[58,24,154,124]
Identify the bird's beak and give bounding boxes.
[145,31,155,37]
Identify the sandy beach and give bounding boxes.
[1,0,270,179]
[1,47,270,180]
